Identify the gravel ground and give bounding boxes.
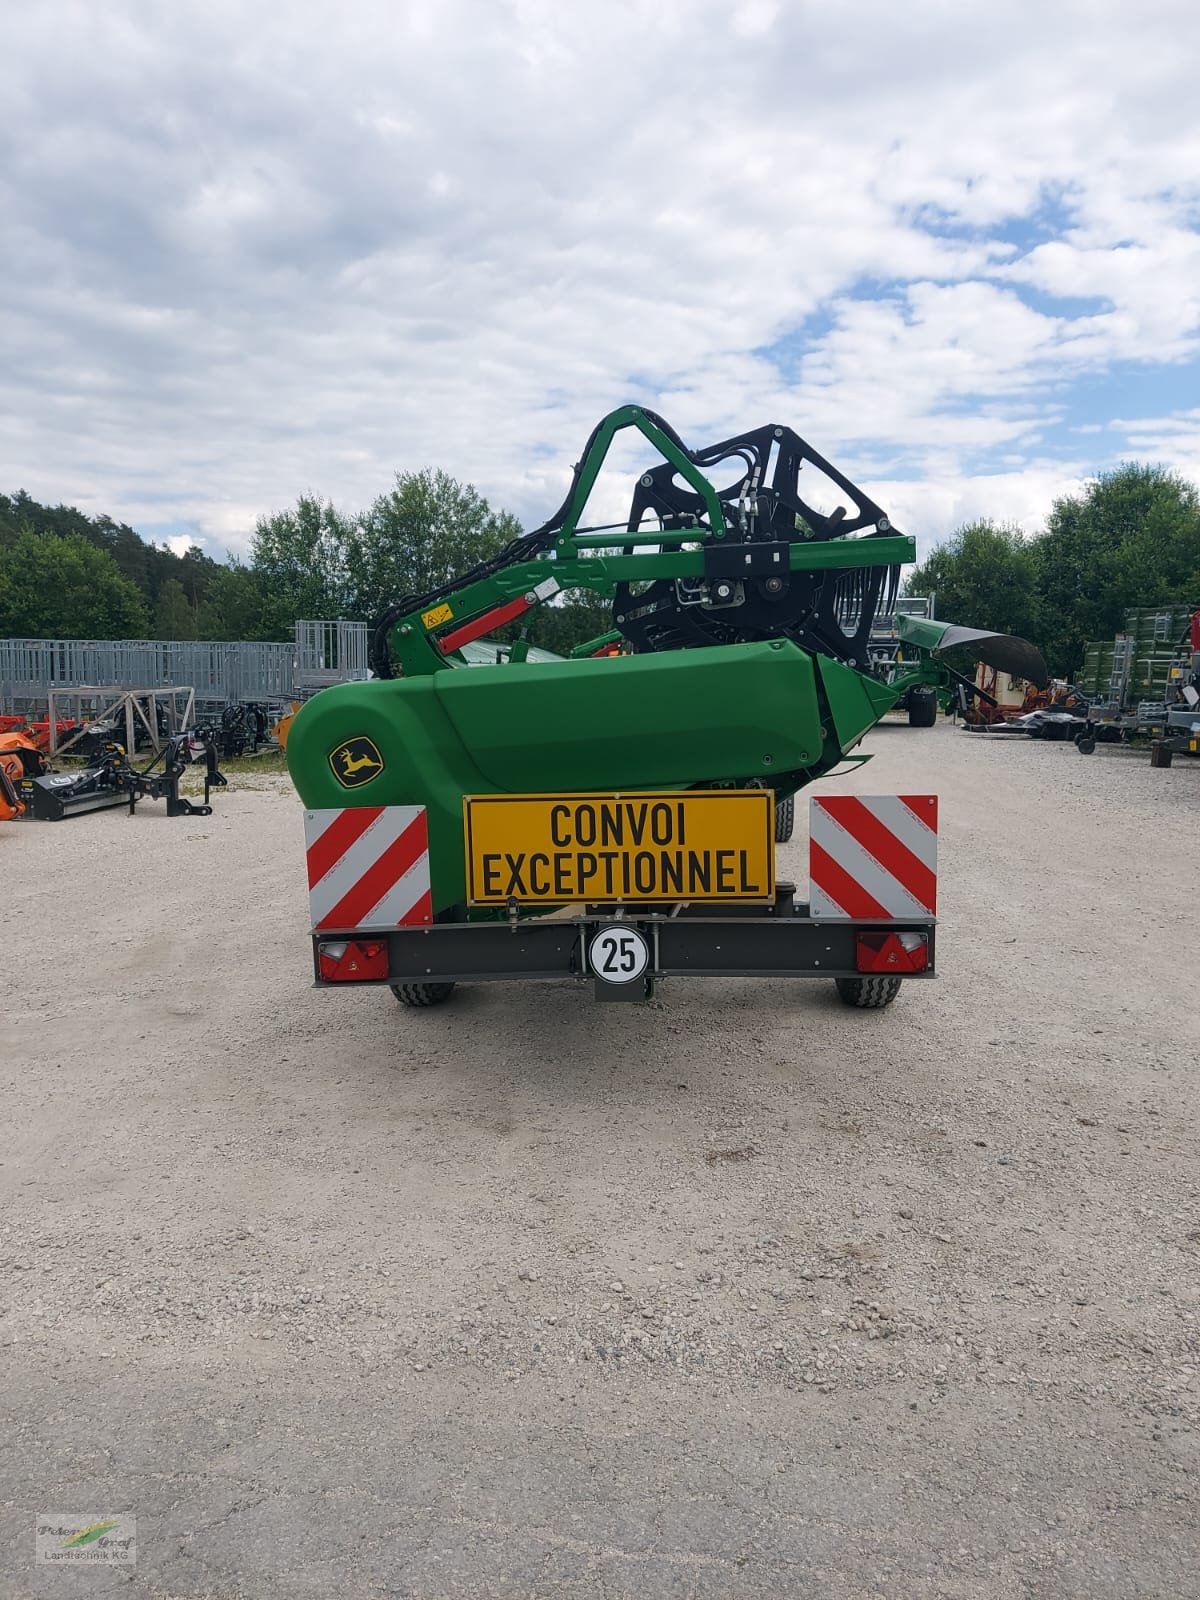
[2,721,1198,1599]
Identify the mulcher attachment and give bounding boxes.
[29,735,227,821]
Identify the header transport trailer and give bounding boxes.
[285,407,1045,1008]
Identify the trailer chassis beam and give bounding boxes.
[312,903,936,990]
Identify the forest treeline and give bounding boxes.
[0,473,609,656]
[905,463,1200,676]
[2,460,1198,675]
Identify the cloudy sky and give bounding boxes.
[4,0,1199,565]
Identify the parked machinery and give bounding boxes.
[961,669,1037,729]
[0,730,48,820]
[28,734,227,821]
[69,718,131,760]
[285,405,1047,1010]
[0,700,248,823]
[214,701,270,758]
[0,714,77,752]
[867,595,942,726]
[1147,611,1200,767]
[1070,609,1200,760]
[0,766,20,821]
[1074,606,1198,753]
[989,681,1090,742]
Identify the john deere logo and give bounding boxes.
[329,736,384,789]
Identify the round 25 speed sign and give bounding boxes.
[588,925,650,984]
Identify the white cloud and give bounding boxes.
[1110,408,1200,485]
[0,0,1197,570]
[873,465,1090,563]
[732,1,780,38]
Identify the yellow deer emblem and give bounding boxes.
[328,736,385,789]
[340,749,380,777]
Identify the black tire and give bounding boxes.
[1075,734,1096,755]
[1150,741,1174,769]
[907,689,938,728]
[774,794,795,843]
[835,975,902,1008]
[391,981,456,1007]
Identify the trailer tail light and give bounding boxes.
[317,939,390,981]
[855,931,929,974]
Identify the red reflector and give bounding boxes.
[855,932,929,974]
[318,939,390,982]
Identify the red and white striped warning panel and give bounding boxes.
[809,795,938,919]
[304,806,433,931]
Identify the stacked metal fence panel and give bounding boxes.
[293,620,371,692]
[0,637,295,710]
[0,623,379,712]
[164,642,295,702]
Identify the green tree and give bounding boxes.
[1033,464,1200,675]
[176,544,220,611]
[0,528,149,637]
[196,561,276,640]
[153,577,197,639]
[346,469,520,620]
[0,492,226,626]
[511,590,613,655]
[905,521,1043,641]
[250,495,354,635]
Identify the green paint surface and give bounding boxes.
[287,640,897,915]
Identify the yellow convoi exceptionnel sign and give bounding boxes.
[463,790,775,905]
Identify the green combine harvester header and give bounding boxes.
[286,406,1045,1007]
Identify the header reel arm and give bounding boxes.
[374,407,913,678]
[613,421,900,660]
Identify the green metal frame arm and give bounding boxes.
[386,403,916,677]
[570,628,624,658]
[888,662,945,695]
[552,405,729,545]
[392,533,916,676]
[390,403,740,674]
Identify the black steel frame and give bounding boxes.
[311,894,936,997]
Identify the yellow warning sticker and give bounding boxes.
[421,602,454,630]
[464,790,774,904]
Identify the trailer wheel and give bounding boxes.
[774,795,795,843]
[907,689,938,728]
[1075,733,1096,754]
[835,975,902,1008]
[391,981,457,1007]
